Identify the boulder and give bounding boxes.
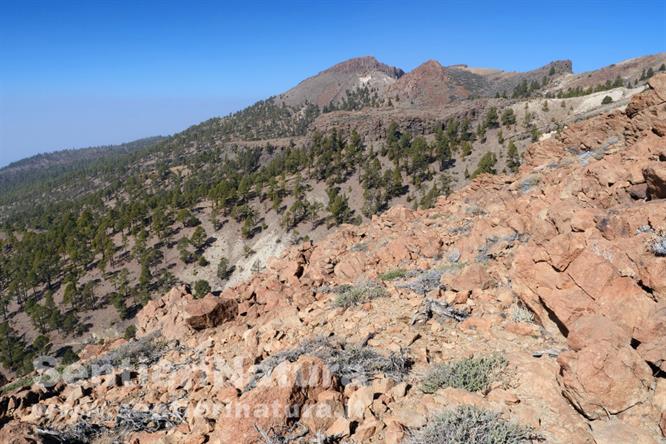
[643,163,666,200]
[443,263,494,292]
[595,276,655,338]
[135,285,193,339]
[629,183,648,200]
[347,386,374,420]
[333,253,367,282]
[185,294,238,330]
[648,73,666,102]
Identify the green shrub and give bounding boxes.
[601,95,613,105]
[0,376,34,395]
[421,354,507,394]
[408,405,539,444]
[333,281,387,308]
[193,280,211,298]
[60,347,80,366]
[379,268,408,281]
[124,325,137,340]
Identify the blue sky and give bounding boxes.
[1,0,664,167]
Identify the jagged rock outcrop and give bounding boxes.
[2,74,666,444]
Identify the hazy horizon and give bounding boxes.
[2,0,665,168]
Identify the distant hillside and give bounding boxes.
[0,136,164,221]
[0,136,164,183]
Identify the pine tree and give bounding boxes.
[472,152,498,178]
[506,141,521,173]
[484,107,499,128]
[389,168,405,197]
[461,142,473,158]
[190,226,207,251]
[0,321,31,374]
[217,257,233,281]
[327,188,356,226]
[501,108,516,126]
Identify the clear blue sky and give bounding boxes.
[1,0,664,167]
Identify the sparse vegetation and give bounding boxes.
[650,235,666,256]
[408,405,539,444]
[397,268,444,295]
[501,108,516,126]
[379,268,408,281]
[509,304,534,324]
[421,353,508,394]
[124,325,137,340]
[252,336,412,389]
[87,332,167,369]
[556,76,624,98]
[332,280,387,308]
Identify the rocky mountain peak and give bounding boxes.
[322,56,405,78]
[413,59,447,72]
[545,59,574,74]
[279,56,403,108]
[388,59,471,106]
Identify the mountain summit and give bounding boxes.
[388,59,471,106]
[279,56,404,108]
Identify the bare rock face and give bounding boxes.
[442,262,494,292]
[566,315,631,351]
[557,340,653,419]
[591,420,661,444]
[185,294,238,330]
[560,316,655,422]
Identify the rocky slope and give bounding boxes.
[2,74,666,444]
[556,52,666,92]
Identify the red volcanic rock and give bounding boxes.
[185,294,238,330]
